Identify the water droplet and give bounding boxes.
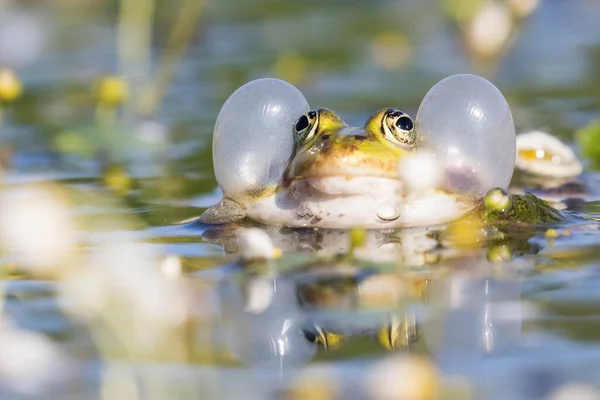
[315,211,324,220]
[377,204,400,221]
[306,204,315,217]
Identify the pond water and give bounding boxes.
[3,0,600,399]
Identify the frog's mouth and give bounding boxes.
[289,154,399,181]
[286,146,402,197]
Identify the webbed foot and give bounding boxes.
[199,198,247,224]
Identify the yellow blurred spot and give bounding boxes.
[518,148,554,162]
[545,228,561,247]
[442,0,487,23]
[506,0,539,18]
[272,247,282,259]
[410,277,429,298]
[545,228,560,239]
[349,227,367,254]
[95,76,128,107]
[102,164,132,196]
[272,51,307,86]
[447,216,484,249]
[371,32,412,70]
[0,69,23,103]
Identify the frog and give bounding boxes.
[199,108,477,229]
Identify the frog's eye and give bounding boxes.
[382,108,416,148]
[294,110,319,144]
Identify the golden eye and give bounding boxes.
[294,110,319,145]
[381,108,417,148]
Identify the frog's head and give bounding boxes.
[285,108,417,195]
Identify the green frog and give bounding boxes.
[200,108,477,229]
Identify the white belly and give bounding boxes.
[245,178,475,229]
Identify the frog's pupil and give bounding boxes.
[302,328,317,343]
[396,116,414,132]
[295,115,310,132]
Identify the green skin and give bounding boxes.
[479,189,566,225]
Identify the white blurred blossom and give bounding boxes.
[100,364,140,400]
[0,320,65,395]
[237,228,280,261]
[366,355,439,400]
[243,276,275,314]
[466,2,513,58]
[160,254,182,280]
[397,151,442,197]
[0,10,46,68]
[550,383,600,400]
[0,184,76,273]
[137,121,168,146]
[59,234,190,356]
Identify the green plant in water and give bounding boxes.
[576,119,600,169]
[0,69,22,105]
[94,75,129,125]
[0,68,23,169]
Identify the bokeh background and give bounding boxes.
[2,0,600,399]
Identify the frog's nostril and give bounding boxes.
[352,135,366,141]
[321,134,330,141]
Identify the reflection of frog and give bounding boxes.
[201,226,531,364]
[200,108,476,229]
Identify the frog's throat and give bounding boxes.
[243,182,476,229]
